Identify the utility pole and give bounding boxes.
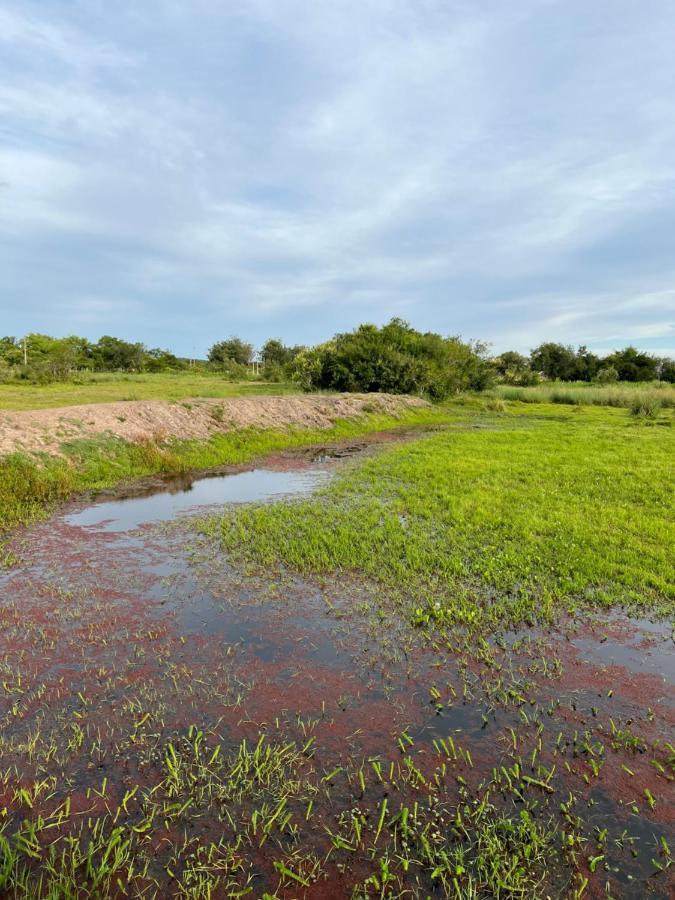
[23,336,27,366]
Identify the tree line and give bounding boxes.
[1,322,673,397]
[495,343,674,384]
[0,334,185,380]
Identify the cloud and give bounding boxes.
[0,0,674,356]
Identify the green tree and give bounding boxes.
[93,336,145,371]
[572,346,600,381]
[144,348,183,372]
[657,358,675,383]
[593,365,619,384]
[605,347,658,382]
[208,337,253,367]
[530,343,578,381]
[0,336,22,366]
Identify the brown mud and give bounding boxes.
[0,436,672,897]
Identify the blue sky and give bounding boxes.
[1,0,674,357]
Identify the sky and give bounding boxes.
[1,0,674,358]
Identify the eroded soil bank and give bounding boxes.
[0,435,672,898]
[0,393,427,456]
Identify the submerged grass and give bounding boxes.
[0,725,563,898]
[208,403,675,627]
[0,405,451,563]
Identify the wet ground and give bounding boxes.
[0,437,673,897]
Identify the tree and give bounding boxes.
[572,346,600,381]
[260,339,292,367]
[208,337,253,367]
[530,343,578,381]
[144,348,183,372]
[605,347,658,382]
[495,351,529,376]
[93,336,145,371]
[593,366,619,384]
[0,336,22,366]
[658,358,675,383]
[259,339,305,381]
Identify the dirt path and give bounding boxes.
[0,393,427,456]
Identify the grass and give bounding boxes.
[0,372,302,411]
[209,402,675,627]
[492,380,675,409]
[0,404,451,563]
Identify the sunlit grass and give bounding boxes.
[209,403,675,626]
[0,372,302,411]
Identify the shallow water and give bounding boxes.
[64,466,330,532]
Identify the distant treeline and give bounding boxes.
[494,343,674,385]
[1,321,673,398]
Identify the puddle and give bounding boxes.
[64,467,330,532]
[572,628,675,683]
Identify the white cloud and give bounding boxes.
[0,0,674,355]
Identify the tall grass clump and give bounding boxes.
[630,396,662,419]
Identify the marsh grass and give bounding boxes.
[493,380,675,410]
[209,404,675,627]
[0,716,564,898]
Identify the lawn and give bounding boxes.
[0,372,301,411]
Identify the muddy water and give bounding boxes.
[1,441,674,898]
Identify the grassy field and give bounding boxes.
[0,372,301,411]
[211,402,675,625]
[492,379,675,409]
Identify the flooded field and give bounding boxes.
[0,431,673,898]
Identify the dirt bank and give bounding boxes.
[0,393,428,457]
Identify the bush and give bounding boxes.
[594,366,619,385]
[291,319,493,399]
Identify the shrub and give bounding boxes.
[291,319,493,399]
[594,366,619,385]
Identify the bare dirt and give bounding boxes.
[0,393,427,456]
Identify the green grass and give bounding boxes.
[0,405,450,564]
[0,372,302,411]
[492,380,675,409]
[209,402,675,627]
